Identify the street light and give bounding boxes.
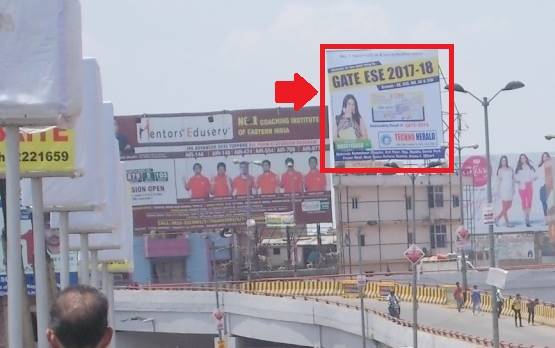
[445,80,525,348]
[545,135,555,141]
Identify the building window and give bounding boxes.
[351,197,359,209]
[452,195,460,208]
[430,224,447,248]
[427,186,444,208]
[406,196,412,210]
[359,234,365,246]
[273,248,281,255]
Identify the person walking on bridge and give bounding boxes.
[471,285,481,315]
[527,298,539,325]
[512,293,523,327]
[454,282,464,312]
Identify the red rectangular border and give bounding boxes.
[319,43,455,175]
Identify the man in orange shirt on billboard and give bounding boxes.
[232,161,255,196]
[256,160,280,194]
[185,163,210,199]
[211,162,232,197]
[281,157,303,194]
[304,156,327,192]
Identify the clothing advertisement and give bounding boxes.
[326,49,445,167]
[462,153,555,237]
[115,106,332,233]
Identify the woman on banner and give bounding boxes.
[495,155,515,227]
[335,94,368,140]
[538,152,553,225]
[515,153,537,227]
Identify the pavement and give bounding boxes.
[369,267,555,302]
[334,296,555,348]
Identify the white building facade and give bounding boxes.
[334,174,474,273]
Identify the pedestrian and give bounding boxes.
[527,298,539,325]
[47,285,113,348]
[512,293,523,327]
[386,289,401,319]
[496,289,505,318]
[453,282,464,312]
[471,285,481,315]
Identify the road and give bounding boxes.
[369,267,555,302]
[336,296,555,348]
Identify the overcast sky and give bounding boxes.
[81,0,555,156]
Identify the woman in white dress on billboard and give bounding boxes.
[515,153,538,227]
[495,155,515,227]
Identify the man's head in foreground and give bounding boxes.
[47,285,112,348]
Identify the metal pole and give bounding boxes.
[357,227,367,348]
[101,263,114,348]
[31,178,49,348]
[483,97,500,348]
[213,243,223,341]
[411,174,418,348]
[292,186,297,277]
[59,211,70,288]
[6,126,23,348]
[79,234,90,285]
[457,114,469,301]
[246,181,252,282]
[90,250,99,288]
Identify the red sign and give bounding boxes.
[462,155,488,187]
[456,225,470,240]
[404,244,424,264]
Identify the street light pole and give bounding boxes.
[411,173,418,348]
[447,80,524,348]
[482,96,501,347]
[357,226,367,348]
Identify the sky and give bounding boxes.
[81,0,555,156]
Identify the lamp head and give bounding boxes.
[444,83,467,93]
[502,81,525,91]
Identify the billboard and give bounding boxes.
[463,153,555,240]
[0,208,79,296]
[326,49,445,166]
[115,107,332,233]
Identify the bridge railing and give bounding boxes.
[118,277,555,328]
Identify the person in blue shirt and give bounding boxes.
[471,285,481,315]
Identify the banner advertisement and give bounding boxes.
[475,233,536,260]
[264,211,295,227]
[0,208,78,296]
[326,49,445,166]
[115,106,332,233]
[462,153,555,240]
[0,127,75,174]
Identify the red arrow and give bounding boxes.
[275,73,318,111]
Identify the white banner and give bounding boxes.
[326,49,444,165]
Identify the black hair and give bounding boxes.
[49,285,109,348]
[308,156,318,163]
[497,155,510,176]
[217,162,226,170]
[515,153,535,174]
[539,152,551,167]
[285,157,294,165]
[336,94,362,127]
[262,160,271,166]
[193,163,202,171]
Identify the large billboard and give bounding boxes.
[326,49,445,167]
[463,153,555,241]
[115,106,332,233]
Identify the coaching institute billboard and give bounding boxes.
[462,153,555,240]
[326,49,445,166]
[115,106,332,233]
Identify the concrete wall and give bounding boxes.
[115,290,477,348]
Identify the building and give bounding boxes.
[334,174,472,273]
